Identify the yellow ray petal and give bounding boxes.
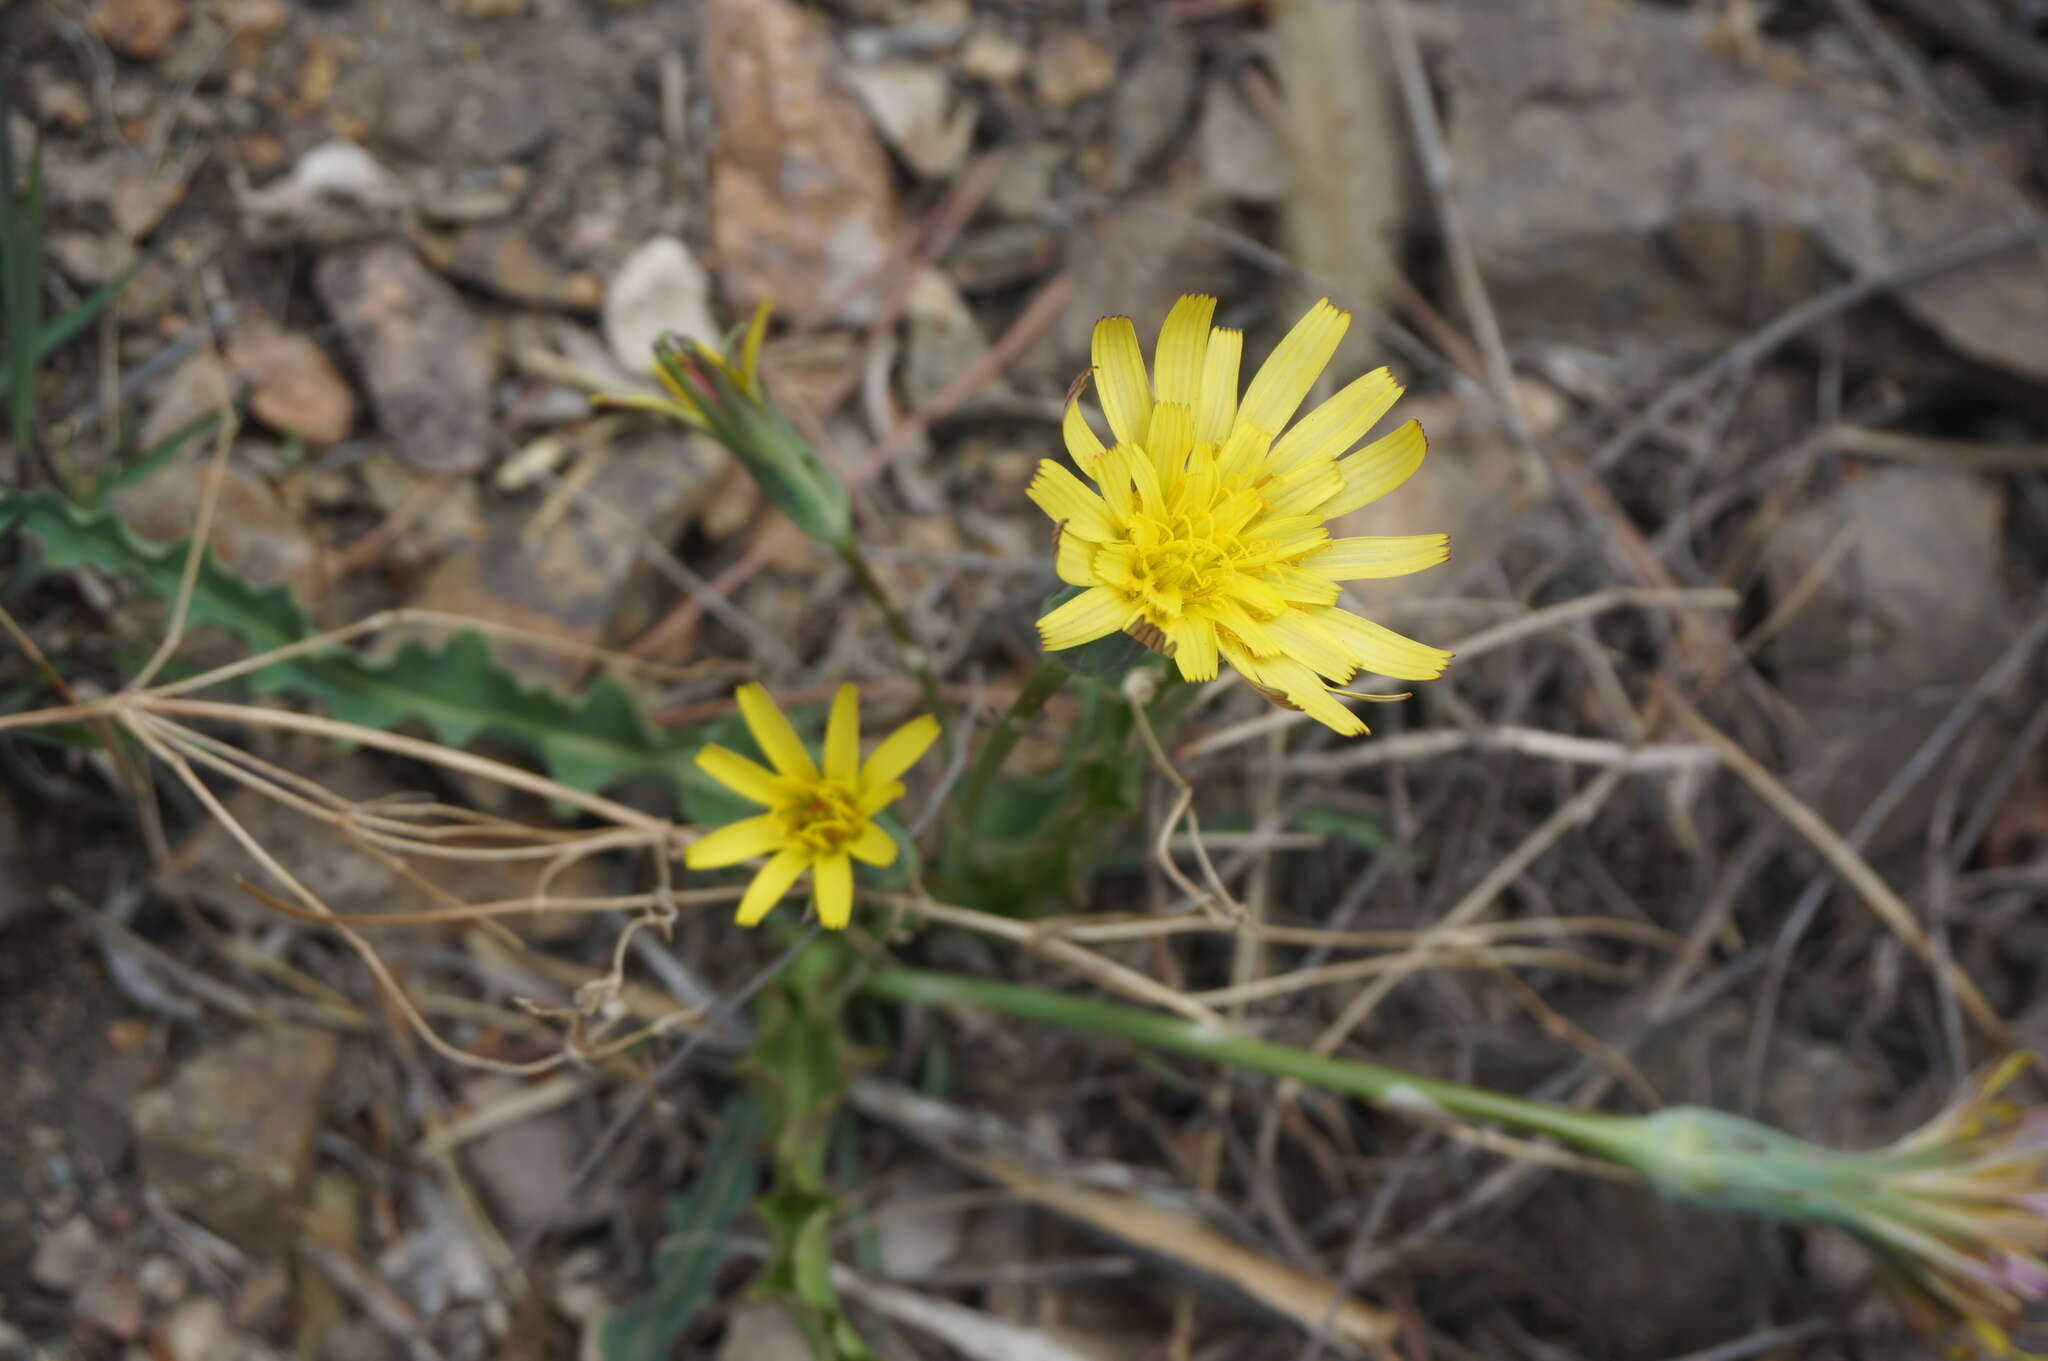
[1028,460,1120,543]
[1213,419,1269,484]
[1226,572,1289,618]
[861,714,941,789]
[1094,444,1136,518]
[735,847,809,926]
[1265,609,1359,681]
[1062,395,1106,475]
[1290,684,1369,736]
[1236,299,1350,443]
[1210,596,1281,656]
[695,744,787,807]
[814,852,854,929]
[1195,327,1242,446]
[1244,654,1368,736]
[848,820,898,867]
[1261,459,1344,517]
[1312,606,1453,680]
[737,300,772,397]
[1166,618,1220,682]
[1153,294,1215,409]
[642,377,710,428]
[824,683,859,781]
[735,683,818,780]
[1091,316,1153,448]
[1322,420,1427,518]
[1265,367,1402,476]
[1038,584,1136,650]
[1146,401,1195,477]
[1265,564,1344,606]
[685,813,785,869]
[858,779,906,816]
[1125,439,1166,510]
[1055,524,1096,586]
[1308,534,1451,580]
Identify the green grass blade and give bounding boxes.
[0,255,148,407]
[85,411,222,509]
[0,129,45,451]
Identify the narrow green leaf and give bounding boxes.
[85,411,221,509]
[599,1090,768,1361]
[1292,804,1394,852]
[1,130,45,449]
[0,253,149,406]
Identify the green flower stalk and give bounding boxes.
[866,969,2048,1358]
[599,302,852,551]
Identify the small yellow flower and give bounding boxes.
[686,683,939,930]
[1028,294,1452,735]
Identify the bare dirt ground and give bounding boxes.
[7,0,2048,1358]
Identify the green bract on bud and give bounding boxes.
[1621,1105,1885,1225]
[596,302,852,551]
[1613,1058,2048,1358]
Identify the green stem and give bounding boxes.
[948,658,1069,865]
[863,968,1639,1163]
[837,540,949,740]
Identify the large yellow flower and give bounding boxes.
[1028,295,1452,735]
[686,683,939,929]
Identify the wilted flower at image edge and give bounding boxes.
[1622,1054,2048,1358]
[1028,294,1452,735]
[1862,1055,2048,1357]
[686,684,939,930]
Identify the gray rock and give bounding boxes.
[133,1027,340,1254]
[30,1215,101,1293]
[1443,0,2048,378]
[316,241,494,474]
[154,1295,238,1361]
[74,1269,144,1340]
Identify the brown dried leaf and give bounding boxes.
[92,0,189,60]
[706,0,901,325]
[226,317,357,447]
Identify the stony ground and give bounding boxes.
[8,0,2048,1358]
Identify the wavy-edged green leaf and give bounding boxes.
[0,487,708,805]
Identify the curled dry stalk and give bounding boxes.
[1,661,730,1073]
[1123,666,1246,923]
[0,425,736,1075]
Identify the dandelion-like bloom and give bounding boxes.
[1625,1056,2048,1358]
[686,683,939,930]
[1027,294,1452,735]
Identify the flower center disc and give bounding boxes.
[776,781,862,857]
[1105,465,1280,624]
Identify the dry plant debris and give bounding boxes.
[8,0,2048,1357]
